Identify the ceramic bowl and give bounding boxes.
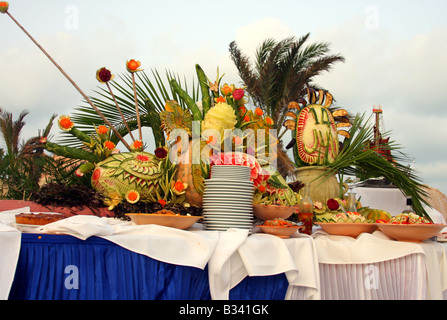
[252,204,296,221]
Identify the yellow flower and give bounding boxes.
[201,102,237,141]
[58,115,74,132]
[125,190,140,204]
[171,180,188,196]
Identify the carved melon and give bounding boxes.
[284,89,341,166]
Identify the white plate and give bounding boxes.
[203,207,253,212]
[204,217,253,223]
[203,204,253,210]
[204,226,253,231]
[203,194,254,199]
[204,211,253,216]
[205,179,254,185]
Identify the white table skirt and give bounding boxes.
[2,208,447,300]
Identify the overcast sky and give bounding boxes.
[1,0,446,196]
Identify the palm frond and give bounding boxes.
[326,113,430,220]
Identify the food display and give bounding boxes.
[386,212,432,224]
[257,219,302,238]
[15,213,65,225]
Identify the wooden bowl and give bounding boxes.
[125,213,202,230]
[316,223,378,238]
[253,205,296,221]
[377,223,446,242]
[257,225,302,239]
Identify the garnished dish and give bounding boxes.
[377,213,446,242]
[257,218,302,238]
[15,213,65,226]
[316,211,378,238]
[125,210,203,230]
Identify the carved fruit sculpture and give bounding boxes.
[284,88,350,166]
[91,152,166,208]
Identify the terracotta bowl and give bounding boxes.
[377,223,446,242]
[316,223,378,238]
[125,213,202,230]
[258,225,302,239]
[253,205,296,221]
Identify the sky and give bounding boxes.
[1,0,447,196]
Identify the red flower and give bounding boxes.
[158,199,167,207]
[96,67,114,83]
[154,147,168,159]
[104,141,116,150]
[255,108,264,116]
[327,198,340,211]
[232,89,245,100]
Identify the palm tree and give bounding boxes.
[229,35,345,178]
[0,107,29,157]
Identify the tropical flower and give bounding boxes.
[154,146,168,159]
[171,180,188,196]
[220,83,234,96]
[0,1,8,13]
[232,88,245,100]
[58,115,74,132]
[104,141,116,150]
[265,117,273,125]
[97,125,108,135]
[214,96,226,103]
[131,140,144,151]
[125,190,140,204]
[243,115,250,122]
[327,198,340,211]
[255,108,264,116]
[96,67,114,84]
[126,59,142,73]
[158,199,167,207]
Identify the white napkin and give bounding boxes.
[0,223,21,300]
[237,233,320,300]
[312,230,425,264]
[39,215,114,240]
[103,223,220,269]
[207,228,249,300]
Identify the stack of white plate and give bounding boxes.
[203,165,254,231]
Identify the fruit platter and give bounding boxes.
[376,213,446,242]
[315,211,378,238]
[257,218,303,238]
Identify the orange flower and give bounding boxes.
[58,115,74,132]
[214,96,226,103]
[132,140,143,151]
[171,180,188,196]
[221,83,234,96]
[238,106,247,114]
[258,185,266,193]
[0,2,9,13]
[104,141,116,150]
[158,199,167,207]
[255,108,264,116]
[265,117,273,125]
[243,115,251,122]
[125,190,140,204]
[126,59,142,73]
[97,125,108,135]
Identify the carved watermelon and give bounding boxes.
[284,89,342,166]
[91,152,166,206]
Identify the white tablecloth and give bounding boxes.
[312,228,447,299]
[0,210,319,300]
[2,207,447,300]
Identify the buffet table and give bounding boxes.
[1,207,447,300]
